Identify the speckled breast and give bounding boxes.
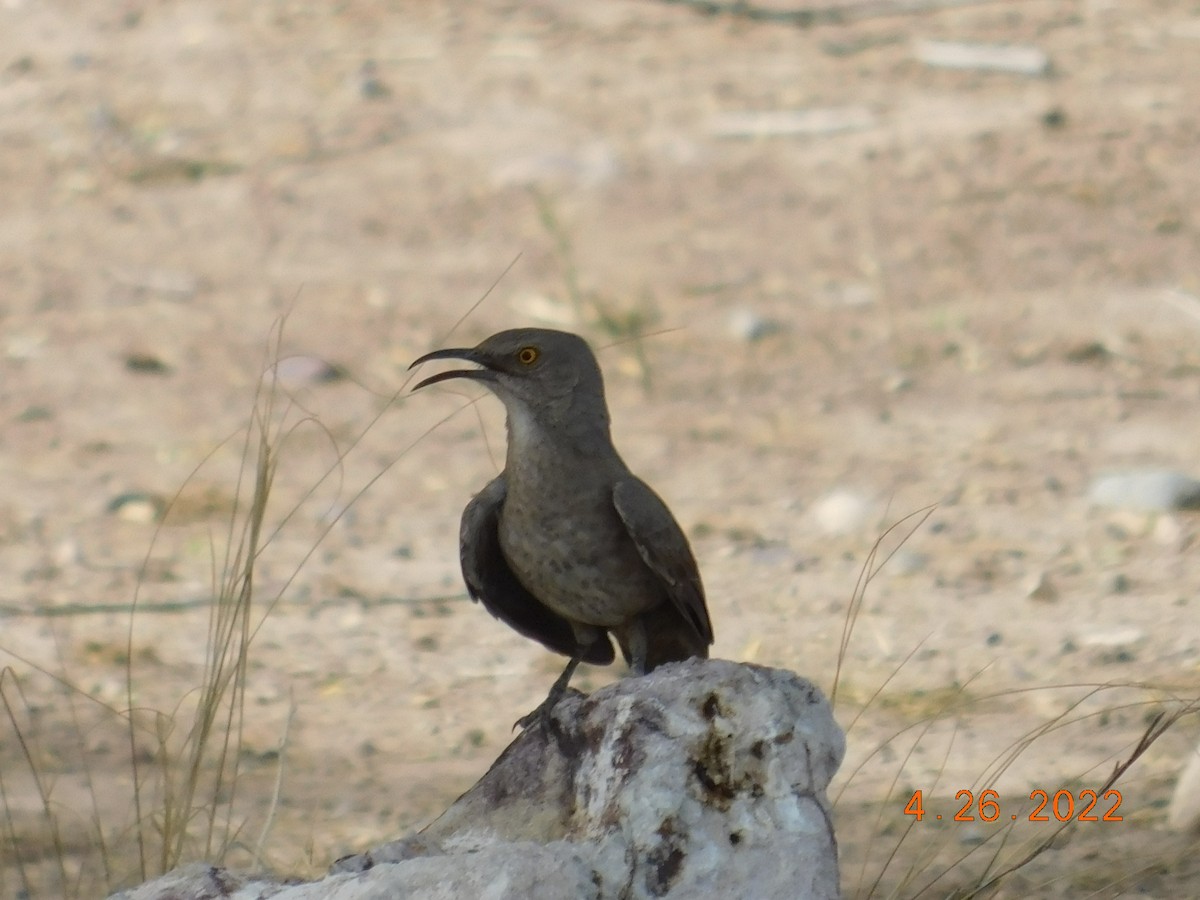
[497,480,660,627]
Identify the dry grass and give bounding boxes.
[831,514,1200,898]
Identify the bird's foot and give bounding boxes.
[514,693,559,732]
[515,653,584,731]
[514,682,585,731]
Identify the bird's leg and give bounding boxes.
[517,624,606,730]
[516,652,583,731]
[626,618,648,676]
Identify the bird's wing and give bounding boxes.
[460,476,615,664]
[612,477,714,646]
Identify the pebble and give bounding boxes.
[274,355,347,385]
[1079,626,1145,647]
[727,309,782,342]
[108,492,165,523]
[1025,571,1058,603]
[914,40,1051,76]
[1087,470,1200,512]
[357,60,390,99]
[125,352,171,375]
[811,489,871,535]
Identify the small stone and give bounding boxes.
[727,309,782,342]
[274,355,347,385]
[1041,107,1067,129]
[1025,571,1058,603]
[1063,340,1111,363]
[1079,627,1145,648]
[1088,471,1200,512]
[358,60,391,99]
[914,40,1051,76]
[107,492,166,523]
[811,489,871,536]
[125,352,171,375]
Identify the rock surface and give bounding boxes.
[110,659,844,900]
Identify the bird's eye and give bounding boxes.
[517,346,539,365]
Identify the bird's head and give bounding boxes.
[410,328,611,443]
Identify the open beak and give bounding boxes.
[408,347,497,391]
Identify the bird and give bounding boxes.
[409,328,713,726]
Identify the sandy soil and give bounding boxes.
[2,1,1199,896]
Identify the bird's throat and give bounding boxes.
[503,397,615,470]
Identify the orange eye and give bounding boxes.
[517,346,539,365]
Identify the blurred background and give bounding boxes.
[2,1,1198,896]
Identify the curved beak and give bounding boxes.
[408,347,497,391]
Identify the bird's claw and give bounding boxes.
[514,694,559,732]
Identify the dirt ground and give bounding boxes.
[2,1,1199,897]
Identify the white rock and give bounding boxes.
[1088,470,1200,512]
[110,660,844,900]
[811,489,872,536]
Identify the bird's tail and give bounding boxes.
[618,603,711,673]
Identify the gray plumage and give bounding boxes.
[410,328,713,721]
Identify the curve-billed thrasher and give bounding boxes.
[410,328,713,724]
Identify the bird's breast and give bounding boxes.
[497,460,660,627]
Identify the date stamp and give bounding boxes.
[904,789,1123,823]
